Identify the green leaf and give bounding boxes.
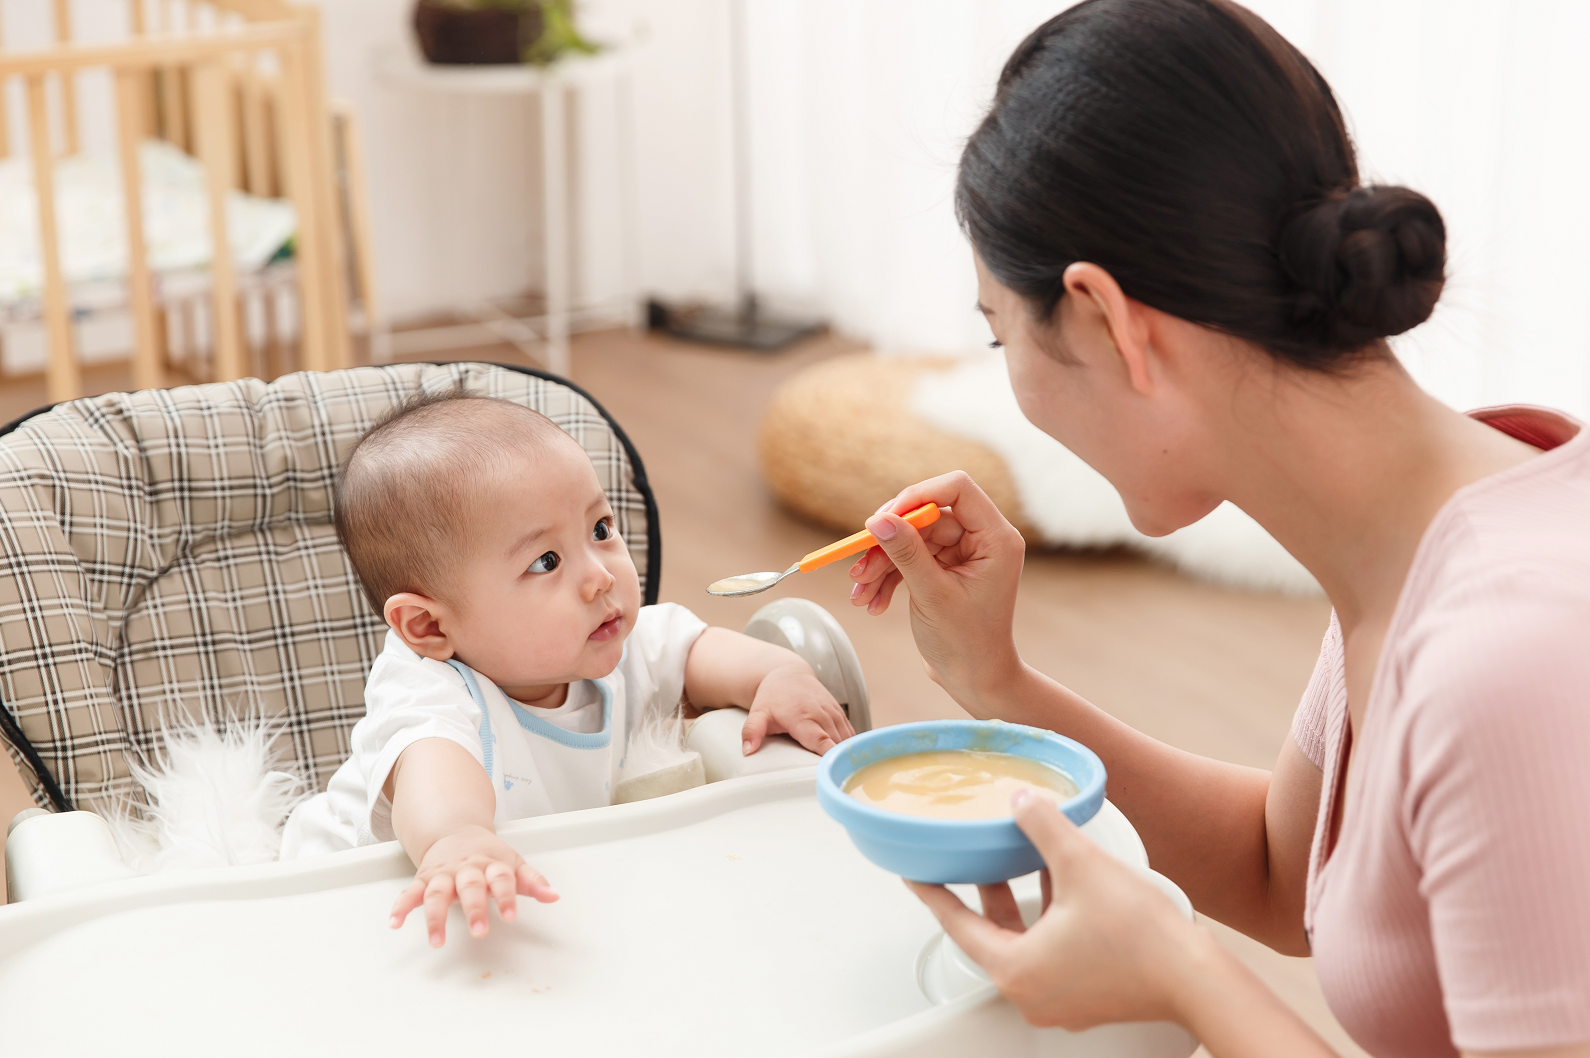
[523,0,603,66]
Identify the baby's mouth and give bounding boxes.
[589,612,623,642]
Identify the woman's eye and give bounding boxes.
[528,551,560,574]
[592,518,614,542]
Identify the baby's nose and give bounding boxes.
[585,564,616,599]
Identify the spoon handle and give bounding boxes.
[796,503,941,573]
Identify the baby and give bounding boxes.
[280,390,853,946]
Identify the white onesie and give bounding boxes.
[280,603,707,859]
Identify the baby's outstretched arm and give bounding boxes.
[684,628,855,755]
[386,738,558,946]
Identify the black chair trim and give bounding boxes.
[0,703,72,812]
[0,403,59,438]
[1,406,78,811]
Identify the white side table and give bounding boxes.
[372,45,635,378]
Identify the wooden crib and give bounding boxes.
[0,0,374,401]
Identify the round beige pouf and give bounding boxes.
[758,353,1038,540]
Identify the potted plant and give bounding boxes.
[412,0,600,66]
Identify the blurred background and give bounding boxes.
[4,2,1586,1051]
[333,0,1590,415]
[7,0,1588,411]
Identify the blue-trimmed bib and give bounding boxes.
[445,657,622,817]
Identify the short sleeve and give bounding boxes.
[1402,585,1590,1050]
[354,637,487,844]
[618,603,708,725]
[1290,614,1342,770]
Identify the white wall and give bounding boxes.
[317,0,548,316]
[309,0,742,321]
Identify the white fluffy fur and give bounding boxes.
[623,707,696,776]
[101,707,704,874]
[105,716,306,873]
[911,354,1321,595]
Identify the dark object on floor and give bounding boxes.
[412,0,542,65]
[647,296,824,353]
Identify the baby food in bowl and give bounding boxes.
[844,750,1078,819]
[818,720,1107,884]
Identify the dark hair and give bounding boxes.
[957,0,1445,369]
[334,388,567,614]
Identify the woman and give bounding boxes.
[846,2,1590,1056]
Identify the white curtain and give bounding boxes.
[740,0,1053,354]
[738,0,1590,418]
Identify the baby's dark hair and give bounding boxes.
[334,388,570,615]
[958,0,1445,369]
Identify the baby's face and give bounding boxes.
[442,439,642,700]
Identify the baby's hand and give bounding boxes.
[389,825,558,947]
[742,664,855,756]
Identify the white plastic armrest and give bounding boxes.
[685,707,820,783]
[742,598,871,733]
[5,809,139,902]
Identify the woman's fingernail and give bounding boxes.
[869,516,897,542]
[849,583,863,601]
[742,740,753,755]
[1011,789,1033,810]
[502,906,516,921]
[471,921,487,937]
[849,559,864,577]
[389,917,401,929]
[430,932,443,947]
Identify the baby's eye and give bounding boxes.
[528,551,560,574]
[592,517,615,542]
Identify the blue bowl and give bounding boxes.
[817,720,1107,884]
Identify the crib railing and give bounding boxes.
[0,0,366,401]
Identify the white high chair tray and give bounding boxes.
[0,771,1195,1057]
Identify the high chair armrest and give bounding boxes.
[742,598,871,733]
[686,707,820,783]
[5,809,138,902]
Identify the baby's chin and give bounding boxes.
[486,629,630,692]
[567,622,631,681]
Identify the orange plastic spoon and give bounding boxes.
[707,503,942,597]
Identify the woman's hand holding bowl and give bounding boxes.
[910,790,1198,1030]
[848,471,1028,715]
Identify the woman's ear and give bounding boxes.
[1062,262,1154,394]
[384,592,454,661]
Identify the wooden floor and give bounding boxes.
[0,330,1363,1056]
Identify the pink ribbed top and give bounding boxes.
[1292,405,1590,1058]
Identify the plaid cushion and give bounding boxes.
[0,363,657,811]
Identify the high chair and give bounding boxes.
[0,363,1195,1057]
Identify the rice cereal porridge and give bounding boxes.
[844,750,1077,819]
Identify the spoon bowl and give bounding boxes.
[707,564,798,597]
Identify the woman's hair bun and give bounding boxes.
[958,0,1446,369]
[1278,185,1446,351]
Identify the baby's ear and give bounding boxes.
[384,593,453,660]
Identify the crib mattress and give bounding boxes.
[0,770,1195,1058]
[0,139,295,306]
